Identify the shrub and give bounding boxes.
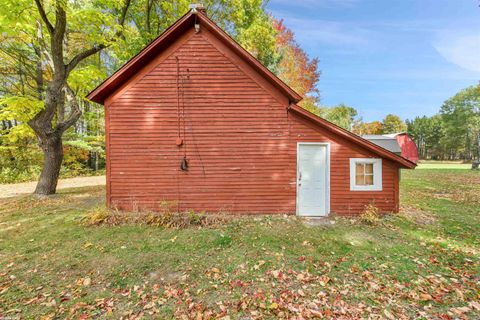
[0,142,104,183]
[360,203,380,225]
[83,206,113,225]
[0,146,42,183]
[83,204,229,229]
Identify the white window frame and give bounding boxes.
[349,158,382,191]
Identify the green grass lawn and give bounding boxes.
[1,170,479,319]
[416,161,472,170]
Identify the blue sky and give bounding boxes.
[266,0,480,122]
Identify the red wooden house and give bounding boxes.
[87,7,416,216]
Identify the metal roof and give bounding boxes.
[361,135,402,154]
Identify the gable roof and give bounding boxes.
[288,104,416,169]
[86,8,415,170]
[86,9,302,104]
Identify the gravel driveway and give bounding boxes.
[0,176,106,198]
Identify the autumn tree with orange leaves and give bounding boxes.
[353,121,384,135]
[273,19,321,113]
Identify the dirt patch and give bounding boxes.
[400,205,436,225]
[301,217,336,227]
[148,271,187,284]
[432,192,453,200]
[0,175,105,199]
[0,186,104,215]
[451,189,480,204]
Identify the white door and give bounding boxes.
[297,143,329,216]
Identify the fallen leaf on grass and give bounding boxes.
[420,293,432,301]
[271,270,284,281]
[269,302,278,310]
[454,288,464,300]
[469,301,480,310]
[83,277,91,286]
[253,260,265,270]
[383,309,395,320]
[362,271,373,280]
[450,306,471,315]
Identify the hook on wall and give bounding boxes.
[180,156,189,171]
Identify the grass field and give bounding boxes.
[1,169,479,319]
[416,161,472,170]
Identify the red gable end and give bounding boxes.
[88,8,415,215]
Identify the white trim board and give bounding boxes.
[349,158,383,191]
[296,142,330,216]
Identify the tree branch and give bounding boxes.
[113,0,131,39]
[55,85,81,134]
[34,0,54,35]
[49,0,67,80]
[119,0,132,27]
[66,44,106,75]
[65,0,130,74]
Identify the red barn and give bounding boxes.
[390,133,419,163]
[87,7,416,216]
[363,133,419,164]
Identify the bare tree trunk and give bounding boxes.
[35,134,63,195]
[477,133,480,160]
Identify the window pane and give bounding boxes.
[365,163,374,174]
[356,163,364,175]
[365,174,374,185]
[356,174,365,185]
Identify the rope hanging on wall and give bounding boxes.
[176,56,188,171]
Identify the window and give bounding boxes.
[350,158,382,191]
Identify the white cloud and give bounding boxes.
[276,17,374,50]
[271,0,360,9]
[433,30,480,73]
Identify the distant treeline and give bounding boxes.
[309,83,480,162]
[407,83,479,161]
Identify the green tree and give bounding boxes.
[440,83,480,160]
[319,104,359,131]
[381,114,407,134]
[0,0,282,193]
[0,0,130,194]
[407,115,444,159]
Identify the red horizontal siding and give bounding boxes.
[105,29,400,215]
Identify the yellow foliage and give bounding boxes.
[360,203,380,225]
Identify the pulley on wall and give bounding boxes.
[176,56,188,170]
